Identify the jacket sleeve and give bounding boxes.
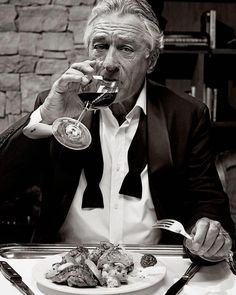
[0,90,51,200]
[185,105,235,242]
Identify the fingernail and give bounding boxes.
[192,242,200,251]
[81,76,90,84]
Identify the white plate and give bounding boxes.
[32,252,166,295]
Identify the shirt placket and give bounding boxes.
[109,126,126,244]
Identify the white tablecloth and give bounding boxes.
[0,255,236,295]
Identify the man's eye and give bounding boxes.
[120,46,134,53]
[94,44,108,50]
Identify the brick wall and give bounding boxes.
[0,0,97,133]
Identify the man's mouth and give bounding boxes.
[103,77,118,82]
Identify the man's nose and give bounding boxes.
[102,47,119,74]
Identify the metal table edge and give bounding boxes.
[0,243,187,259]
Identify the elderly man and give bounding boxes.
[0,0,234,263]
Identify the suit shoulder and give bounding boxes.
[147,79,206,113]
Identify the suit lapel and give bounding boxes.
[147,81,173,174]
[146,81,173,218]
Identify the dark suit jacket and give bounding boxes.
[0,80,235,244]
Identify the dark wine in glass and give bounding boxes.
[79,92,117,109]
[52,77,118,150]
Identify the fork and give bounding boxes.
[152,219,193,240]
[152,219,236,275]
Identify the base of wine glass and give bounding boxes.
[52,117,91,150]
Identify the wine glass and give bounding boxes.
[52,76,119,150]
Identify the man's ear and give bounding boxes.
[147,51,159,74]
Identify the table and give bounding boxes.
[0,244,235,295]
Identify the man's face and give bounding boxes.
[88,13,154,103]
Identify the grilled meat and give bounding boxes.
[49,264,98,287]
[97,245,134,272]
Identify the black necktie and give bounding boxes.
[82,110,147,208]
[82,111,104,208]
[119,110,147,198]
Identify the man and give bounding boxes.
[0,0,234,263]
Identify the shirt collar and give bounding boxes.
[126,79,147,121]
[100,79,147,126]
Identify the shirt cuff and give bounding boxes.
[23,107,53,139]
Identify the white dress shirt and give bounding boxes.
[23,83,161,245]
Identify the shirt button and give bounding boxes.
[114,203,119,209]
[116,166,120,171]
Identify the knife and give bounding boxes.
[165,262,201,295]
[0,261,35,295]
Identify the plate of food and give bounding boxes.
[32,242,166,295]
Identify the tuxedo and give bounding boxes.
[0,80,234,244]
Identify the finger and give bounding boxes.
[197,220,221,255]
[67,62,97,84]
[203,231,225,257]
[64,68,90,89]
[190,218,209,252]
[65,68,83,76]
[203,230,232,260]
[64,68,90,82]
[51,75,86,95]
[70,60,97,75]
[57,73,89,88]
[214,231,232,257]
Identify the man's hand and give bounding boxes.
[40,60,97,125]
[185,217,232,261]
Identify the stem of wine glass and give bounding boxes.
[75,101,90,127]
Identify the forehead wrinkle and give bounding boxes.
[92,21,145,36]
[91,32,138,46]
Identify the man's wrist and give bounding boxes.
[23,107,53,139]
[39,105,55,125]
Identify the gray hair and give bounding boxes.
[84,0,164,54]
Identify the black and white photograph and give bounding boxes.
[0,0,236,294]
